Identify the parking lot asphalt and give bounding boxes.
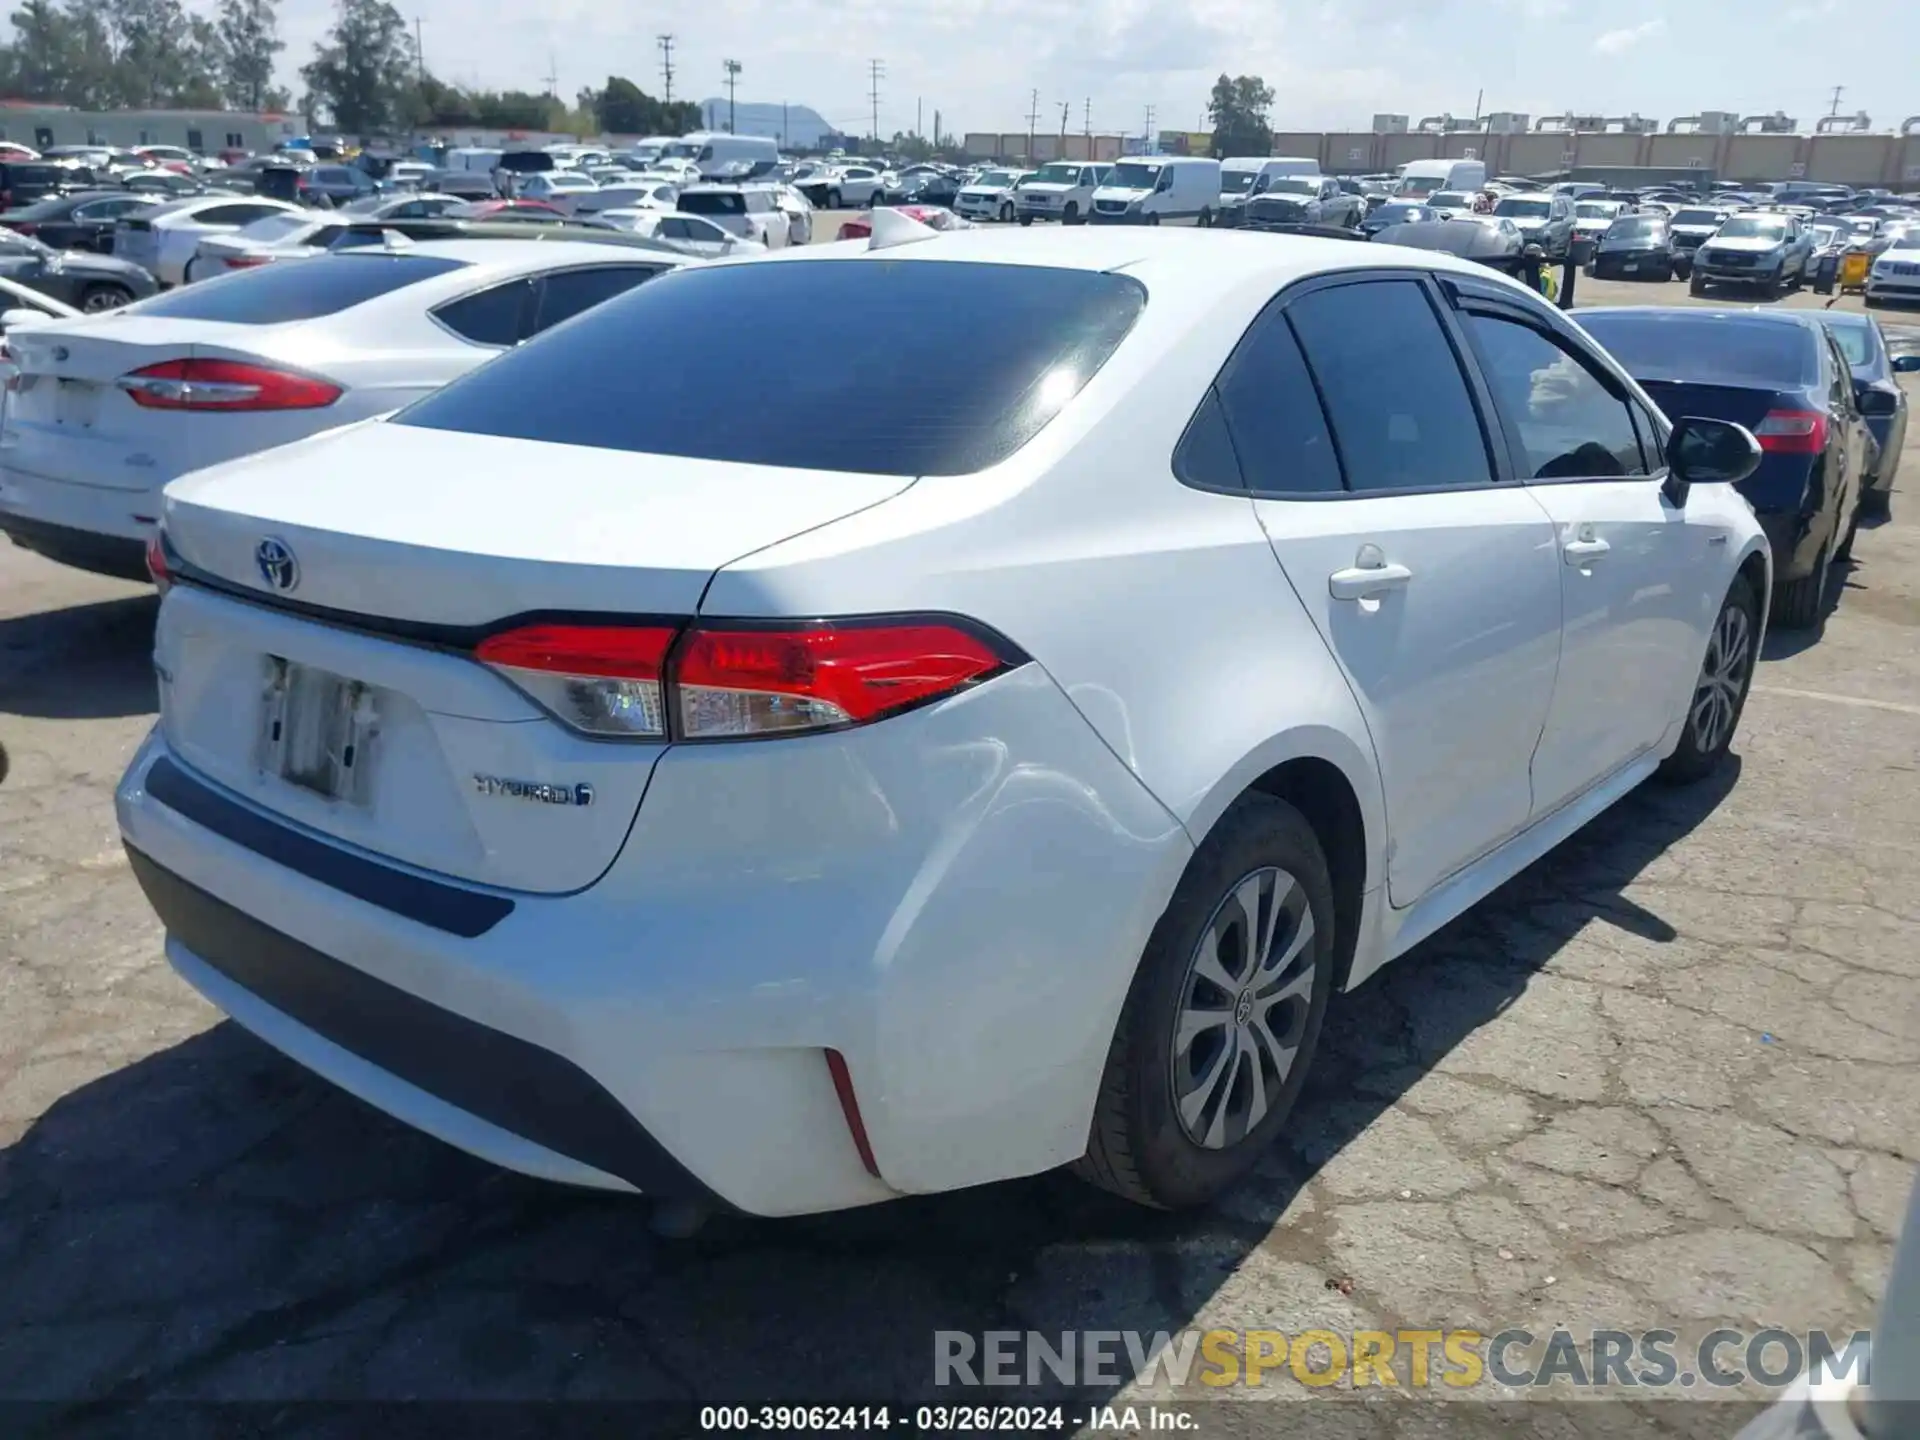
[0,269,1916,1431]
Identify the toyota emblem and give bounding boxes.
[255,537,299,592]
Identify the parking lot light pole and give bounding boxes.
[723,60,741,134]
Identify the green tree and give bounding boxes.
[590,74,648,134]
[1207,73,1275,159]
[0,0,82,100]
[214,0,283,110]
[300,0,416,133]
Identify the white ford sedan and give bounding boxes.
[117,228,1770,1220]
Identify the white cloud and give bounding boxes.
[1591,18,1666,55]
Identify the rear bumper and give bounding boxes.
[1589,252,1670,278]
[0,505,149,580]
[116,665,1191,1215]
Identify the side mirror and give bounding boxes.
[1666,415,1762,506]
[1892,353,1920,374]
[1858,386,1900,417]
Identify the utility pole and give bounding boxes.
[1026,88,1039,162]
[414,16,425,90]
[917,97,923,141]
[933,108,941,149]
[542,52,558,100]
[723,60,741,133]
[781,101,788,148]
[868,59,885,146]
[1828,84,1845,118]
[657,34,676,107]
[1143,105,1156,154]
[1084,97,1091,144]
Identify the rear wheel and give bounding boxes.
[1772,542,1831,630]
[827,188,842,210]
[1660,574,1759,783]
[80,282,135,310]
[1836,505,1862,563]
[1018,213,1033,227]
[1689,273,1707,297]
[1075,794,1335,1210]
[1860,487,1891,520]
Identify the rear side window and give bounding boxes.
[1200,306,1341,494]
[529,266,663,335]
[1574,313,1816,387]
[1287,280,1493,493]
[433,277,533,346]
[125,254,468,324]
[680,191,746,216]
[399,260,1146,476]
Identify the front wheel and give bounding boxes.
[1075,794,1336,1210]
[999,200,1014,223]
[1062,201,1079,225]
[1689,274,1707,297]
[1659,574,1759,783]
[1860,487,1891,520]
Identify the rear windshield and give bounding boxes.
[1607,217,1664,240]
[398,260,1147,476]
[1494,198,1551,218]
[679,191,745,216]
[1672,209,1724,226]
[6,165,72,186]
[1717,216,1787,240]
[1576,312,1816,387]
[1821,318,1874,368]
[124,254,468,324]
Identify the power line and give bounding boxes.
[657,34,676,107]
[868,59,885,144]
[723,59,742,134]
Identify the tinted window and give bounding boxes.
[1213,308,1342,494]
[1823,318,1875,369]
[1287,280,1491,492]
[400,260,1147,477]
[196,203,282,226]
[127,254,468,324]
[1172,389,1243,490]
[433,278,532,346]
[74,197,144,221]
[680,191,746,216]
[530,266,661,334]
[1463,314,1645,480]
[1575,312,1817,387]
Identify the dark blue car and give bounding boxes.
[1577,307,1877,629]
[1812,310,1916,519]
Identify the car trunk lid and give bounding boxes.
[155,421,913,892]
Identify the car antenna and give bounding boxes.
[867,207,939,251]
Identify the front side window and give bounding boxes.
[1287,280,1492,493]
[1461,313,1646,480]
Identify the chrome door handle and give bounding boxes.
[1329,561,1413,600]
[1563,538,1611,565]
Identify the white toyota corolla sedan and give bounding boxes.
[117,227,1770,1219]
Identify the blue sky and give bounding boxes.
[278,0,1918,139]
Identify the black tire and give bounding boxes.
[1865,295,1885,310]
[1659,573,1760,784]
[1198,208,1212,228]
[1145,213,1160,227]
[1062,201,1079,225]
[826,189,842,210]
[998,200,1013,223]
[1689,274,1707,297]
[1860,487,1891,520]
[1018,214,1033,227]
[1075,794,1336,1211]
[1772,543,1830,630]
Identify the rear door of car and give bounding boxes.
[1212,270,1565,907]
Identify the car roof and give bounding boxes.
[1500,191,1556,201]
[751,225,1533,297]
[1578,305,1822,335]
[384,237,691,274]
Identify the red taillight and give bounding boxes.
[474,624,677,737]
[474,618,1014,740]
[144,531,171,593]
[1754,409,1829,455]
[117,358,342,412]
[674,622,1008,738]
[223,255,270,269]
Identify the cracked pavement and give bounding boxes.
[0,282,1915,1434]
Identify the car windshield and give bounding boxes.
[1220,171,1259,194]
[1716,217,1788,240]
[1575,203,1620,218]
[1672,209,1724,226]
[1104,163,1161,189]
[1372,204,1425,222]
[1030,164,1080,184]
[975,170,1018,188]
[1607,217,1663,240]
[1494,198,1551,218]
[1576,312,1815,387]
[398,259,1147,478]
[1820,317,1874,368]
[1269,178,1319,195]
[123,253,468,324]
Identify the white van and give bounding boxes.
[1218,156,1320,226]
[444,146,503,174]
[1089,155,1224,226]
[1393,158,1488,199]
[1015,160,1110,225]
[656,132,781,179]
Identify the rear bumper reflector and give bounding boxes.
[125,846,726,1206]
[824,1048,881,1178]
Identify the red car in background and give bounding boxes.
[836,206,975,241]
